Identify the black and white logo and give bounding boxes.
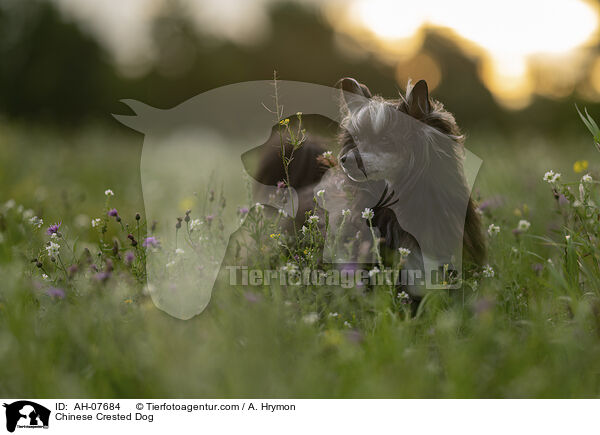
[3,401,50,433]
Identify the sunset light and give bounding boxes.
[329,0,599,108]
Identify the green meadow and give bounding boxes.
[2,119,600,398]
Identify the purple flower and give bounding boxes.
[205,215,215,222]
[244,291,262,303]
[47,287,65,299]
[142,236,159,248]
[532,263,544,273]
[277,180,286,189]
[478,195,504,213]
[238,207,249,215]
[344,329,364,344]
[95,271,111,282]
[124,251,135,265]
[67,264,78,276]
[474,297,495,316]
[107,208,119,217]
[558,194,569,207]
[46,222,61,235]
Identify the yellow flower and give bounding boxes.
[270,233,280,239]
[279,118,290,126]
[124,298,133,304]
[573,160,589,173]
[322,330,343,347]
[304,249,309,255]
[179,197,195,212]
[513,208,522,217]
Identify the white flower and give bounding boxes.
[4,199,15,210]
[368,266,380,277]
[278,208,288,217]
[91,218,102,228]
[487,224,500,236]
[517,220,531,231]
[398,247,411,257]
[29,216,43,228]
[316,189,325,199]
[189,218,202,231]
[254,203,264,212]
[308,215,319,224]
[281,262,299,273]
[104,189,114,196]
[166,260,176,268]
[302,312,319,324]
[543,170,560,184]
[582,174,593,183]
[397,291,410,300]
[22,209,34,219]
[175,248,185,255]
[328,312,339,318]
[322,151,333,158]
[579,182,586,202]
[45,241,60,258]
[343,321,352,328]
[301,225,308,235]
[42,274,49,281]
[361,208,374,219]
[482,264,495,278]
[341,209,351,218]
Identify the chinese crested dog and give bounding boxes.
[250,77,485,298]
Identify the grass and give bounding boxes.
[1,119,600,398]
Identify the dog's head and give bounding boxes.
[337,77,462,183]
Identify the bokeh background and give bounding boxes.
[2,0,600,134]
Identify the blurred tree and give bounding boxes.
[0,0,121,124]
[0,0,596,136]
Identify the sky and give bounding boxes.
[51,0,600,109]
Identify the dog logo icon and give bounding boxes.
[3,401,50,432]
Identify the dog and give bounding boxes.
[248,77,485,298]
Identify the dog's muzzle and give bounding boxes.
[339,146,368,182]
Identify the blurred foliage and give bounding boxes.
[0,0,598,135]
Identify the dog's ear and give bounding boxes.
[337,77,372,98]
[404,80,431,118]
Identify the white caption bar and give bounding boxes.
[1,399,597,434]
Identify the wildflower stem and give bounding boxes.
[272,72,298,242]
[367,218,384,268]
[56,254,69,281]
